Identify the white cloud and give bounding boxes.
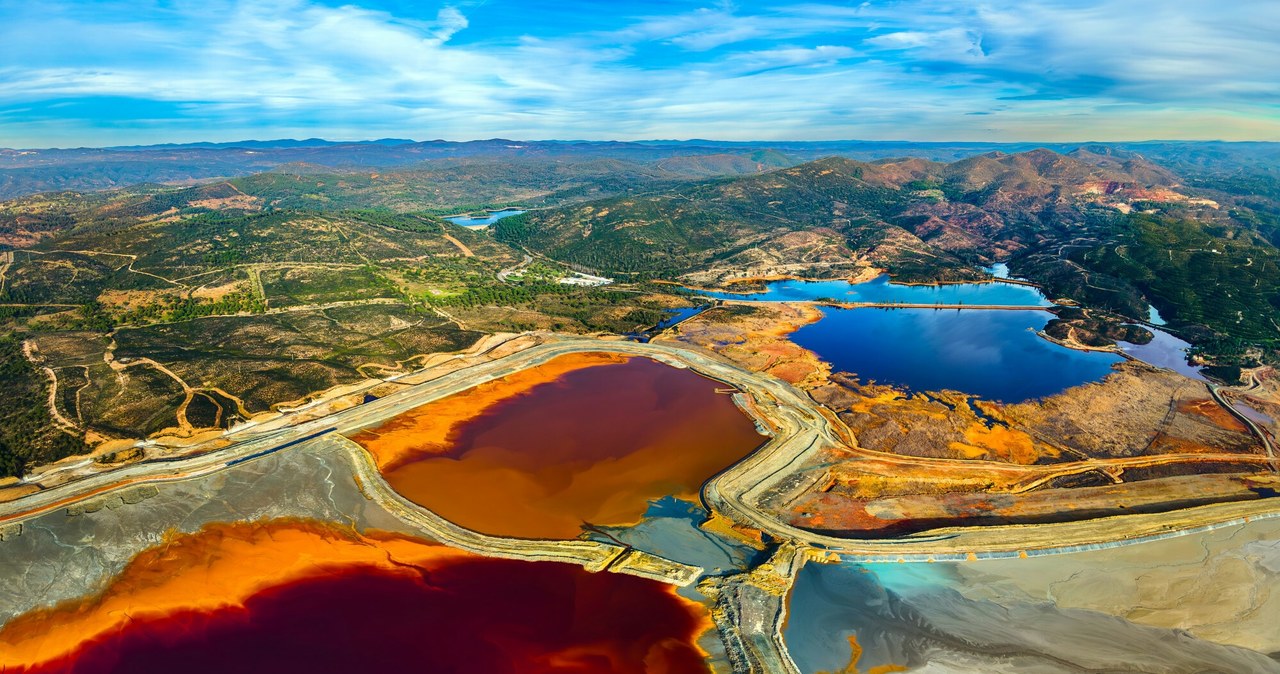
[431,6,468,42]
[728,45,856,71]
[0,0,1276,145]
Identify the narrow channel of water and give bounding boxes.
[983,262,1012,279]
[656,305,712,330]
[1147,304,1168,325]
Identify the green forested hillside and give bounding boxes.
[497,151,1280,352]
[0,336,84,476]
[1078,215,1280,340]
[3,147,1280,477]
[495,157,919,277]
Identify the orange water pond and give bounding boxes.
[351,353,766,539]
[0,519,712,674]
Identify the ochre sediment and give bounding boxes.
[659,303,828,388]
[666,302,1277,538]
[350,353,766,540]
[0,518,715,673]
[351,351,630,471]
[0,519,468,670]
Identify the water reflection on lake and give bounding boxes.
[791,308,1123,401]
[696,276,1050,306]
[444,209,525,228]
[1118,325,1204,380]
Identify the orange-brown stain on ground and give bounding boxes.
[950,422,1051,464]
[0,519,713,674]
[818,635,909,674]
[351,354,766,539]
[1179,398,1250,433]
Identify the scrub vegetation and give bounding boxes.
[1,143,1278,477]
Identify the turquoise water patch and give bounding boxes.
[444,209,525,227]
[696,276,1050,306]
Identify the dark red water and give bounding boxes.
[375,356,765,539]
[23,558,712,674]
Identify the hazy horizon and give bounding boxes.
[7,136,1279,152]
[2,1,1277,147]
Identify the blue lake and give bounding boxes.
[792,308,1124,401]
[696,276,1051,307]
[1147,304,1168,325]
[656,305,710,330]
[983,262,1012,279]
[444,209,526,228]
[1118,325,1203,381]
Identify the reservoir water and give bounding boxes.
[1118,325,1204,380]
[5,520,712,674]
[696,276,1050,306]
[444,208,525,228]
[984,262,1012,279]
[656,305,711,330]
[694,278,1120,400]
[1147,304,1168,325]
[791,308,1124,401]
[353,353,765,539]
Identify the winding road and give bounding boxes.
[7,335,1280,563]
[5,334,1280,672]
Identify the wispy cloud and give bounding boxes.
[0,0,1275,145]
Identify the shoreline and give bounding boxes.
[674,270,1047,298]
[8,336,1279,561]
[440,206,529,220]
[4,335,1279,674]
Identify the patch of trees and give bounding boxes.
[1078,214,1280,342]
[114,290,266,326]
[345,210,444,234]
[0,336,85,478]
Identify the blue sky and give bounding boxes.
[0,0,1277,146]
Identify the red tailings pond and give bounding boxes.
[351,352,766,539]
[0,520,713,673]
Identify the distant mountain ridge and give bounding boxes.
[105,138,419,151]
[1,138,1276,201]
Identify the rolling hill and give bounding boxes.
[497,149,1280,346]
[1,144,1278,477]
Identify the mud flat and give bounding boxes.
[351,352,766,540]
[783,517,1280,673]
[655,303,829,388]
